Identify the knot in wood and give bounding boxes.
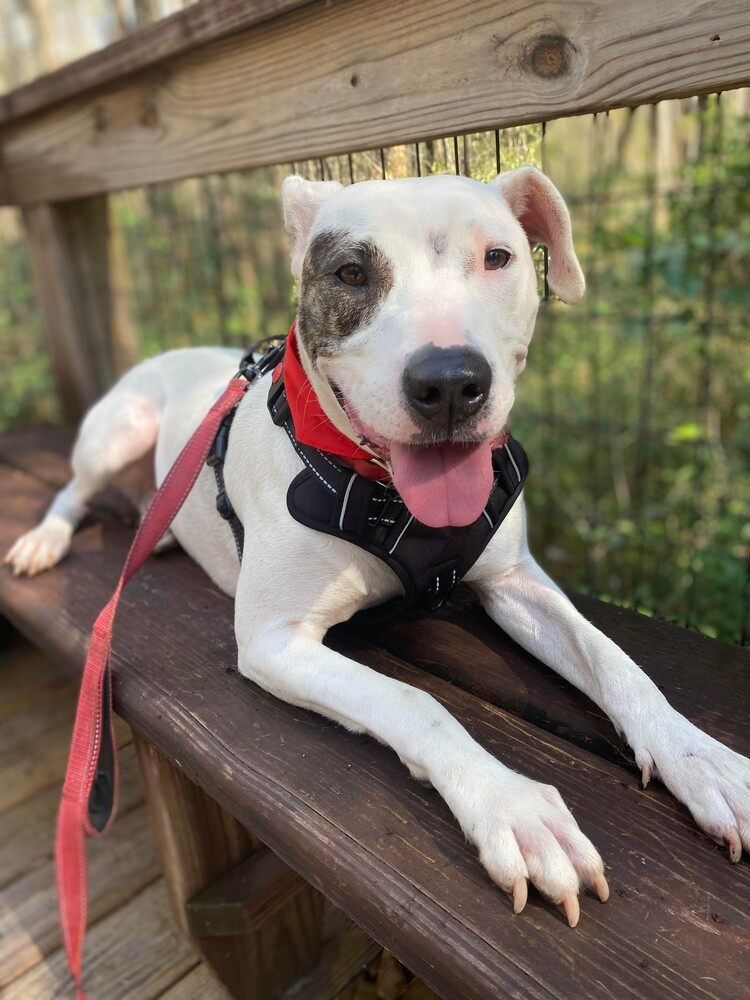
[141,103,159,128]
[528,35,573,79]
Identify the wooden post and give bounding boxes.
[133,734,260,936]
[133,734,326,998]
[22,195,138,423]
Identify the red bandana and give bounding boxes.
[280,324,388,479]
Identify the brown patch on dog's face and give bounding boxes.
[298,229,394,365]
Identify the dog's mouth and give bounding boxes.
[331,383,499,529]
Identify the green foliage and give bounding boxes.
[515,99,750,643]
[0,233,60,428]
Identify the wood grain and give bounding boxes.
[0,805,160,988]
[280,903,381,1000]
[159,961,230,1000]
[135,735,326,997]
[23,198,118,420]
[187,846,326,997]
[357,588,750,772]
[0,741,143,890]
[0,664,128,812]
[3,880,197,1000]
[2,0,749,204]
[0,457,748,999]
[0,0,318,126]
[134,734,258,938]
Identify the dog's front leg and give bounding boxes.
[236,617,607,923]
[472,556,750,861]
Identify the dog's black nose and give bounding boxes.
[403,346,492,429]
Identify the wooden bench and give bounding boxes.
[0,427,748,999]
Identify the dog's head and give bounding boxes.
[282,168,584,528]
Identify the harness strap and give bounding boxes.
[208,406,245,559]
[55,372,253,999]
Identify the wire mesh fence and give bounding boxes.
[0,93,747,643]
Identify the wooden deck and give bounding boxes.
[0,631,232,999]
[0,629,428,998]
[1,429,749,1000]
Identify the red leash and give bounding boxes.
[55,371,251,998]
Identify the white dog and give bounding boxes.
[6,169,749,927]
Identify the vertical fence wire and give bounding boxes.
[630,104,659,612]
[586,113,604,596]
[684,94,723,631]
[540,122,550,302]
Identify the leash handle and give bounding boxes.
[55,375,250,998]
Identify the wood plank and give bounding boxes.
[3,879,197,1000]
[23,198,118,421]
[159,961,230,1000]
[0,426,73,489]
[163,905,379,1000]
[401,982,440,1000]
[0,0,318,126]
[360,588,750,775]
[0,427,137,527]
[0,741,143,890]
[137,736,325,998]
[0,662,130,812]
[0,630,63,697]
[282,903,381,1000]
[0,670,74,727]
[1,0,749,204]
[186,846,325,998]
[0,463,748,999]
[4,431,746,774]
[0,804,161,988]
[134,734,259,937]
[187,848,321,937]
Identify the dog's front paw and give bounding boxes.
[634,714,750,862]
[3,517,72,577]
[443,761,608,925]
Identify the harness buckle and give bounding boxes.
[215,487,234,521]
[267,370,291,426]
[206,414,232,467]
[238,339,287,383]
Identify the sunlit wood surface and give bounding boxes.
[0,634,230,999]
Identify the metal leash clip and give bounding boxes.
[236,337,287,383]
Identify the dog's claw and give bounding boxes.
[512,875,528,914]
[593,874,610,902]
[727,831,742,863]
[641,763,652,789]
[562,895,580,928]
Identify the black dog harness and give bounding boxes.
[208,342,528,623]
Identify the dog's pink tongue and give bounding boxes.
[389,441,494,527]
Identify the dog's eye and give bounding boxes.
[484,248,511,270]
[336,263,367,287]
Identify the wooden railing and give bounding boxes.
[1,0,750,417]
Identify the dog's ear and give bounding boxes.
[491,167,585,304]
[282,175,344,277]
